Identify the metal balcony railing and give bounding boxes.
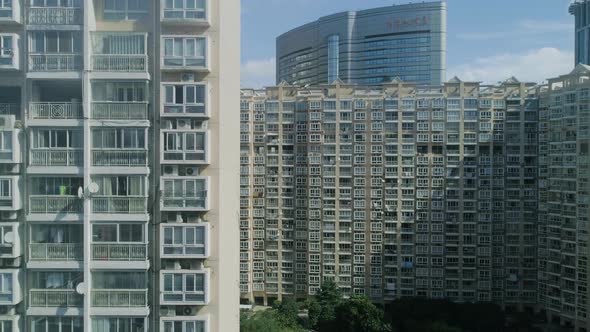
[29,102,83,119]
[91,102,148,120]
[30,149,83,166]
[29,289,83,307]
[91,289,147,307]
[92,196,146,214]
[29,54,82,71]
[29,196,83,214]
[28,7,81,25]
[29,243,82,261]
[92,243,147,261]
[0,104,18,116]
[92,149,147,166]
[91,55,147,72]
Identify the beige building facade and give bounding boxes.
[0,0,240,331]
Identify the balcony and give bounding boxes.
[92,55,147,72]
[161,2,207,23]
[92,243,147,261]
[91,102,148,120]
[162,36,207,71]
[29,196,83,214]
[0,34,19,70]
[29,243,82,261]
[91,33,148,73]
[29,102,83,119]
[92,197,146,214]
[29,289,82,307]
[91,289,147,307]
[29,54,82,72]
[28,7,81,25]
[30,149,82,167]
[160,270,208,305]
[92,149,147,167]
[161,178,208,211]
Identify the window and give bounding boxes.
[162,320,206,332]
[103,0,147,20]
[0,179,10,202]
[31,317,84,332]
[162,271,207,303]
[162,225,207,256]
[30,31,80,54]
[163,131,206,162]
[164,84,206,115]
[163,0,206,20]
[162,178,207,209]
[31,177,83,195]
[0,35,13,66]
[33,129,82,149]
[92,223,144,243]
[93,176,146,196]
[92,82,146,102]
[93,129,146,149]
[0,273,12,303]
[91,318,145,332]
[163,37,206,68]
[92,272,146,289]
[0,0,12,18]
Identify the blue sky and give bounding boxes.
[240,0,575,87]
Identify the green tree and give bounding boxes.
[240,310,306,332]
[334,296,390,332]
[308,280,343,331]
[274,298,301,328]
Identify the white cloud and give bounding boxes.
[457,19,572,40]
[448,47,574,84]
[240,57,276,88]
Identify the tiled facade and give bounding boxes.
[0,0,240,331]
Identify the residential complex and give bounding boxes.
[0,0,240,331]
[239,78,539,310]
[276,1,446,86]
[538,64,590,332]
[571,0,590,66]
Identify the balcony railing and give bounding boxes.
[92,243,148,261]
[92,55,147,72]
[91,102,148,120]
[28,7,81,25]
[29,54,82,71]
[29,102,83,119]
[91,289,147,307]
[0,104,18,116]
[92,196,146,214]
[162,191,207,210]
[29,289,83,307]
[29,243,82,261]
[29,196,83,214]
[30,149,83,166]
[92,149,147,166]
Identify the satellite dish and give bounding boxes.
[3,232,13,244]
[76,282,85,295]
[77,187,84,199]
[88,182,99,194]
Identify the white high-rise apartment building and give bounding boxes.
[0,0,239,331]
[239,79,539,309]
[538,64,590,332]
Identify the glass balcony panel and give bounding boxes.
[28,7,82,25]
[29,102,83,119]
[92,197,146,214]
[91,102,148,120]
[92,149,147,167]
[91,243,147,261]
[29,289,83,307]
[30,149,83,166]
[91,33,147,72]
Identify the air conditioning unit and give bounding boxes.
[0,115,15,129]
[180,166,199,177]
[163,165,179,176]
[182,73,195,82]
[1,212,17,220]
[176,306,197,316]
[0,164,19,174]
[177,119,191,130]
